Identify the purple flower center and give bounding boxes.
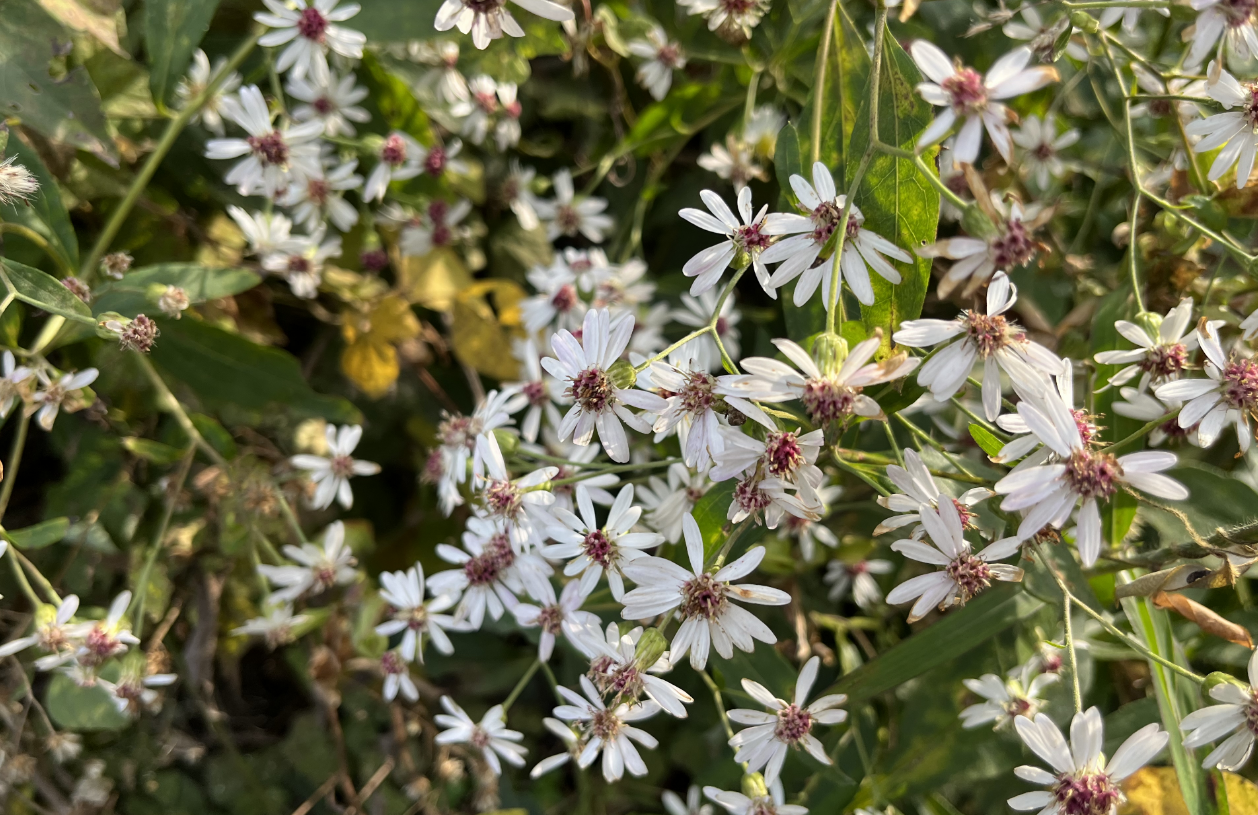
[1222,0,1258,26]
[735,221,773,251]
[555,204,583,235]
[680,572,728,621]
[552,284,579,312]
[991,219,1038,268]
[945,552,993,603]
[522,380,548,406]
[536,604,564,634]
[463,533,515,585]
[571,366,612,413]
[810,200,860,247]
[735,476,772,515]
[590,708,622,740]
[1051,772,1122,815]
[657,43,683,67]
[1141,343,1189,380]
[306,178,330,205]
[763,431,805,477]
[1222,358,1258,411]
[381,134,408,167]
[312,96,334,114]
[484,481,523,518]
[297,7,329,41]
[942,67,989,115]
[678,371,717,413]
[381,651,406,675]
[774,704,813,744]
[965,311,1020,357]
[1065,449,1122,500]
[425,146,447,176]
[247,131,289,166]
[329,454,355,478]
[582,529,614,566]
[801,377,857,425]
[438,414,477,448]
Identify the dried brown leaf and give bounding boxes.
[1153,591,1254,647]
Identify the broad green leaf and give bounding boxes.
[846,28,940,351]
[622,83,733,156]
[796,4,869,187]
[352,0,445,42]
[149,318,361,424]
[91,263,261,318]
[691,480,768,562]
[821,584,1044,705]
[6,517,70,549]
[144,0,222,105]
[46,671,130,731]
[0,259,94,322]
[0,136,79,271]
[968,424,1004,458]
[0,0,115,162]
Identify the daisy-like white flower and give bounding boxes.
[886,500,1023,622]
[206,86,323,197]
[72,591,140,670]
[363,131,424,202]
[290,424,380,510]
[523,255,588,334]
[530,717,585,777]
[1002,7,1087,62]
[474,433,560,549]
[628,25,686,100]
[416,40,469,103]
[254,0,365,83]
[451,75,502,145]
[432,390,527,515]
[1181,650,1258,769]
[1186,67,1258,190]
[101,665,177,718]
[782,483,843,561]
[1009,708,1167,815]
[535,169,614,243]
[664,786,714,815]
[0,595,79,668]
[1099,2,1168,33]
[994,390,1188,565]
[504,339,562,443]
[552,675,661,782]
[503,160,541,229]
[1156,319,1258,451]
[434,696,527,775]
[703,785,808,815]
[400,199,472,256]
[0,157,39,207]
[261,225,341,299]
[228,206,293,255]
[707,426,826,529]
[429,512,553,628]
[647,356,729,471]
[380,649,419,701]
[910,42,1058,166]
[280,159,362,232]
[287,72,369,137]
[494,83,523,150]
[543,483,664,600]
[637,462,712,543]
[32,368,98,431]
[678,0,770,41]
[917,199,1043,298]
[621,513,790,669]
[672,289,742,373]
[763,162,910,307]
[1013,114,1079,188]
[375,564,461,662]
[434,0,574,50]
[257,521,357,604]
[894,271,1061,420]
[698,135,768,191]
[727,656,848,785]
[678,187,774,296]
[1094,297,1197,390]
[231,603,310,649]
[577,622,695,717]
[0,351,33,418]
[875,448,993,537]
[825,559,894,609]
[512,579,599,661]
[960,664,1058,730]
[541,308,667,463]
[1185,0,1258,68]
[175,50,241,136]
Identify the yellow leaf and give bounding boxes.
[449,280,526,381]
[396,247,473,312]
[1121,766,1258,814]
[341,336,398,399]
[39,0,126,56]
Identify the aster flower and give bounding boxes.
[363,131,424,202]
[672,289,742,373]
[727,656,848,785]
[280,158,362,232]
[289,424,380,510]
[708,427,827,528]
[703,785,808,815]
[1242,307,1258,341]
[552,675,661,782]
[434,696,527,775]
[71,591,140,671]
[1009,708,1167,815]
[228,206,293,255]
[621,513,790,669]
[1184,0,1258,68]
[1099,2,1168,33]
[257,521,357,604]
[698,135,768,190]
[1094,297,1197,390]
[540,308,668,463]
[647,356,729,471]
[1002,7,1088,62]
[504,160,541,229]
[374,564,461,662]
[535,169,614,243]
[825,559,894,609]
[530,717,585,778]
[994,390,1189,565]
[286,72,369,137]
[451,75,502,145]
[782,484,843,560]
[960,664,1058,730]
[0,594,79,667]
[664,786,714,815]
[1186,67,1258,189]
[493,82,523,150]
[1012,113,1079,188]
[400,199,472,256]
[434,0,574,51]
[910,42,1058,165]
[504,339,563,443]
[32,368,98,431]
[763,162,910,307]
[678,0,771,41]
[175,50,241,137]
[428,512,553,628]
[432,390,527,515]
[261,225,341,299]
[917,198,1044,298]
[876,450,993,538]
[416,40,469,103]
[542,483,664,600]
[637,462,712,544]
[512,579,599,662]
[380,649,419,701]
[231,603,310,649]
[1180,649,1258,770]
[0,351,33,418]
[1156,319,1258,452]
[678,187,774,296]
[894,270,1062,420]
[628,25,686,100]
[101,666,177,718]
[523,255,589,334]
[886,500,1023,622]
[206,86,323,197]
[993,359,1096,465]
[577,622,695,718]
[254,0,365,83]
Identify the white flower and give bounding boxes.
[261,224,341,298]
[400,199,472,255]
[207,86,323,197]
[1099,2,1168,33]
[1184,0,1258,68]
[628,25,685,100]
[101,668,177,718]
[535,169,614,243]
[176,50,241,137]
[512,579,599,661]
[375,564,461,662]
[781,483,843,560]
[380,649,418,701]
[1003,7,1087,61]
[432,390,527,515]
[894,271,1061,420]
[621,513,790,669]
[875,449,992,537]
[452,75,502,145]
[678,187,774,296]
[703,785,808,815]
[494,83,523,150]
[886,500,1023,622]
[0,156,38,207]
[523,255,589,334]
[637,462,712,543]
[763,162,910,307]
[32,368,98,431]
[541,308,668,462]
[543,483,663,600]
[1181,649,1258,770]
[960,665,1058,730]
[672,289,742,373]
[576,622,695,717]
[229,206,293,255]
[0,595,79,666]
[429,511,554,626]
[1186,67,1258,189]
[363,131,424,202]
[825,559,894,609]
[417,40,469,103]
[504,160,541,229]
[698,135,768,190]
[994,390,1188,566]
[1012,113,1079,188]
[727,656,847,785]
[434,696,527,775]
[530,717,584,777]
[917,199,1042,298]
[504,339,563,443]
[678,0,770,40]
[254,0,365,83]
[434,0,574,51]
[0,351,33,418]
[910,42,1058,166]
[708,426,827,529]
[280,158,362,232]
[664,786,714,815]
[231,603,309,649]
[1156,319,1258,452]
[1094,297,1196,390]
[287,72,369,137]
[647,357,728,471]
[290,424,380,510]
[743,106,786,157]
[552,675,660,782]
[257,521,357,604]
[1009,708,1167,815]
[71,591,140,670]
[993,360,1094,464]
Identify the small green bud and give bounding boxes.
[608,358,637,390]
[1134,311,1163,339]
[94,311,128,340]
[741,772,769,800]
[1203,671,1249,697]
[633,627,669,670]
[492,429,520,457]
[812,333,849,377]
[960,204,1000,241]
[1069,10,1100,32]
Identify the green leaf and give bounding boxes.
[968,424,1004,458]
[46,671,130,731]
[149,317,361,424]
[846,28,940,351]
[143,0,222,106]
[0,0,115,161]
[122,437,186,465]
[623,83,731,156]
[91,263,261,318]
[821,584,1044,705]
[691,481,768,562]
[0,136,79,271]
[6,517,70,549]
[191,413,237,460]
[797,4,869,187]
[0,259,93,322]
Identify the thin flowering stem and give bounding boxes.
[893,413,979,478]
[883,422,904,468]
[633,326,711,373]
[137,355,229,469]
[833,453,892,497]
[633,263,746,373]
[1107,407,1183,454]
[132,446,196,638]
[1038,544,1084,713]
[709,518,752,570]
[699,669,736,741]
[1069,592,1204,683]
[6,546,42,607]
[545,459,679,487]
[10,547,61,605]
[501,658,543,713]
[811,0,840,166]
[912,153,969,211]
[276,491,309,545]
[0,410,30,523]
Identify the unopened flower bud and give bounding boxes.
[1203,671,1249,696]
[155,285,190,319]
[1134,311,1163,338]
[492,428,520,457]
[633,627,668,670]
[608,359,637,390]
[61,276,92,303]
[812,332,849,377]
[100,252,133,280]
[960,204,1000,241]
[741,772,769,800]
[1069,10,1100,33]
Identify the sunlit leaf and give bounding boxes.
[143,0,222,105]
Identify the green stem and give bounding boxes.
[0,411,29,524]
[546,459,677,487]
[1039,544,1083,712]
[1070,593,1204,683]
[133,446,196,638]
[501,658,542,713]
[699,669,736,741]
[6,546,41,606]
[912,153,969,211]
[137,355,228,468]
[10,547,60,605]
[810,0,840,166]
[710,519,750,570]
[1107,408,1181,454]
